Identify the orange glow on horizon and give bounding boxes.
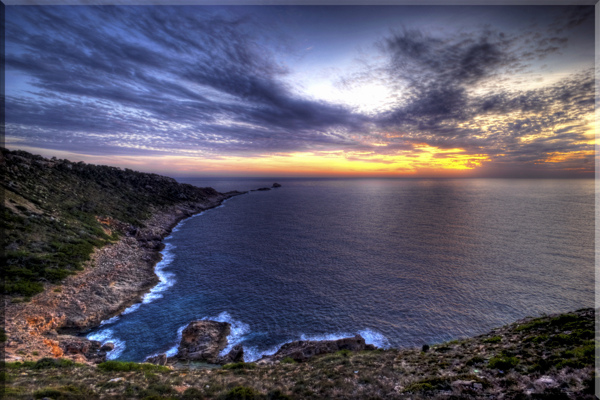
[9,143,494,177]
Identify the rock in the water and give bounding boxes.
[256,187,271,191]
[217,344,244,364]
[260,334,374,363]
[272,183,281,188]
[100,342,115,352]
[175,320,231,364]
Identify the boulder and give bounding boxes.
[217,344,244,364]
[62,339,91,355]
[60,338,107,363]
[175,320,231,364]
[260,334,375,363]
[100,342,115,352]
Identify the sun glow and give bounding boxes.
[13,143,491,177]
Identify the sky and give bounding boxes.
[5,5,596,177]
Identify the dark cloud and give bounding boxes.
[6,6,366,156]
[5,6,594,176]
[372,22,593,171]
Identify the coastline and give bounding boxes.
[3,191,244,363]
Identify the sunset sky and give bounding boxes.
[5,5,595,177]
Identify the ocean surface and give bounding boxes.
[86,178,595,362]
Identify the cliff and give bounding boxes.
[1,148,243,363]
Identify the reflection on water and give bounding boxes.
[86,178,594,362]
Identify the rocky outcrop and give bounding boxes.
[219,344,244,364]
[160,320,245,365]
[258,335,376,364]
[272,183,281,188]
[60,338,113,363]
[4,193,243,364]
[177,320,231,363]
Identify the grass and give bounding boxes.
[222,362,257,370]
[97,360,170,373]
[1,311,595,399]
[488,355,519,370]
[2,148,221,297]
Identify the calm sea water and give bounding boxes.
[87,178,594,362]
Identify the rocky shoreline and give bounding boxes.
[146,320,377,367]
[3,191,243,364]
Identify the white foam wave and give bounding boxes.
[87,329,126,360]
[139,242,176,304]
[299,332,353,342]
[201,311,251,356]
[99,315,120,326]
[242,329,391,362]
[165,324,187,357]
[358,329,391,349]
[92,202,232,326]
[121,303,141,315]
[243,343,283,363]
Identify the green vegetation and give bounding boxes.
[33,384,94,399]
[221,386,262,399]
[483,336,502,343]
[488,355,519,370]
[2,148,220,296]
[97,360,170,373]
[222,362,257,370]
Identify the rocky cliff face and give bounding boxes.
[2,148,244,363]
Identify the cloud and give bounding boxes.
[5,6,594,176]
[6,6,367,157]
[369,19,593,172]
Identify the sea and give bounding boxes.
[86,178,595,362]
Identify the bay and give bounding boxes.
[87,178,594,362]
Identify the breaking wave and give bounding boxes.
[87,329,126,360]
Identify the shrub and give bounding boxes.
[97,360,169,372]
[221,386,263,400]
[336,349,352,357]
[280,357,297,364]
[484,336,502,344]
[466,356,484,365]
[34,388,63,399]
[34,358,74,369]
[182,387,205,399]
[489,356,519,370]
[404,377,450,392]
[267,389,292,400]
[222,362,256,370]
[33,384,93,399]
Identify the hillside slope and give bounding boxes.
[2,148,224,297]
[2,148,242,363]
